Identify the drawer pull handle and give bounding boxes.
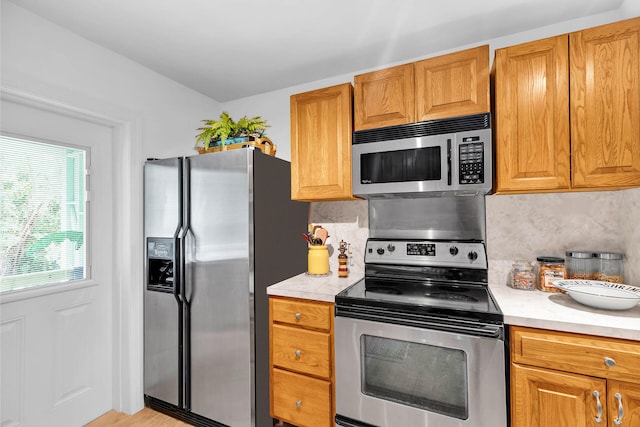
[614,393,624,425]
[295,349,301,358]
[593,391,603,423]
[295,313,301,320]
[604,357,616,367]
[296,400,302,407]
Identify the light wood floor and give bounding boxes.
[85,408,295,427]
[84,408,192,427]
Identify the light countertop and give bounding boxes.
[268,271,640,341]
[267,269,363,303]
[488,283,640,341]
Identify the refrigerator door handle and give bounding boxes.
[173,233,183,303]
[173,158,185,305]
[183,229,195,304]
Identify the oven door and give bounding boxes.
[352,133,451,197]
[334,315,507,427]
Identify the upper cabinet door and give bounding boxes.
[354,63,415,131]
[570,17,640,189]
[415,45,490,122]
[290,83,356,201]
[493,35,570,193]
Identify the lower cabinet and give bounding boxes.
[510,326,640,427]
[269,296,335,427]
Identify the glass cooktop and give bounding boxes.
[336,277,503,323]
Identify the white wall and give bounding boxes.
[1,1,220,161]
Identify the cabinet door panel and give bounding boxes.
[494,35,570,193]
[608,381,640,427]
[354,63,414,131]
[511,326,640,383]
[571,17,640,189]
[415,45,490,122]
[511,363,606,427]
[272,324,331,379]
[270,297,332,331]
[290,83,354,200]
[272,368,332,427]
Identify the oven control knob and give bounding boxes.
[468,251,478,261]
[387,244,396,253]
[449,246,459,256]
[377,247,385,255]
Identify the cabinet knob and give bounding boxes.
[295,349,301,358]
[604,357,616,367]
[294,312,301,320]
[296,400,302,407]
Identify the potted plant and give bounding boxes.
[195,112,270,150]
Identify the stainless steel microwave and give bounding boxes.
[352,113,493,198]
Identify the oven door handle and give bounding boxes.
[447,138,452,186]
[336,306,503,339]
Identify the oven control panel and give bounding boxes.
[365,239,487,269]
[406,243,436,256]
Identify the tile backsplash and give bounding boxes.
[310,188,640,287]
[309,200,369,276]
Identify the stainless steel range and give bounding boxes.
[334,196,507,427]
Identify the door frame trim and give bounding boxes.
[1,86,144,414]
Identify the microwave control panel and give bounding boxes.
[459,136,484,185]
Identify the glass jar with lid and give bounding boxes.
[508,260,536,290]
[565,251,595,280]
[536,256,566,293]
[594,252,624,283]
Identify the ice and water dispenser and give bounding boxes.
[147,237,175,292]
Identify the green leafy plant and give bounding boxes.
[195,112,270,150]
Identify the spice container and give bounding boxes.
[565,251,595,280]
[508,261,536,290]
[338,240,349,278]
[536,256,566,293]
[594,252,624,283]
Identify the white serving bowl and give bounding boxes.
[551,280,640,310]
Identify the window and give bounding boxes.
[0,136,87,293]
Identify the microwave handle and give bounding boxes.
[447,138,452,186]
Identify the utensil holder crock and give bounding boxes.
[308,245,329,275]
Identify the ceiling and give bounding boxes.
[7,0,625,102]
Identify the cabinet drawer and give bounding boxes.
[272,324,331,378]
[272,368,332,427]
[271,297,332,331]
[511,326,640,382]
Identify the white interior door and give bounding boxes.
[1,98,114,427]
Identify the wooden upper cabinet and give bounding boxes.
[290,83,356,201]
[415,45,490,122]
[494,17,640,194]
[493,35,571,193]
[570,17,640,189]
[353,45,489,131]
[354,63,414,131]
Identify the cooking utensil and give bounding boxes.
[315,227,329,245]
[301,233,311,244]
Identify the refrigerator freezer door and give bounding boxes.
[143,158,183,407]
[187,151,252,426]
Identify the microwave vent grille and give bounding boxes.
[353,112,490,145]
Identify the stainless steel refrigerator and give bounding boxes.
[143,149,309,427]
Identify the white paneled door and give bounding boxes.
[1,97,114,427]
